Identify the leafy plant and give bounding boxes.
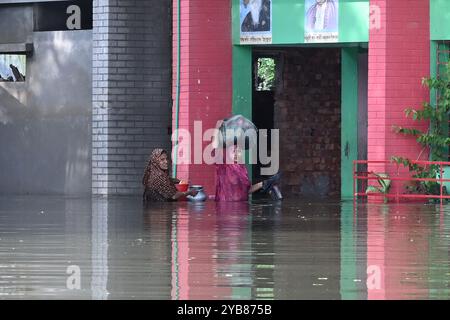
[391,157,443,197]
[391,63,450,201]
[257,58,275,91]
[366,173,391,203]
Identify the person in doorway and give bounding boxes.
[306,0,338,31]
[215,144,281,202]
[142,148,197,202]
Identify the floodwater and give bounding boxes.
[0,196,450,300]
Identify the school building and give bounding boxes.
[1,0,449,199]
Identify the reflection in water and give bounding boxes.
[340,202,366,300]
[1,196,450,299]
[215,202,253,299]
[373,203,450,299]
[171,202,253,299]
[272,201,341,299]
[341,202,450,300]
[91,199,109,300]
[0,197,92,299]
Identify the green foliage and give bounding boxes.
[366,173,391,203]
[391,156,444,198]
[257,58,275,91]
[392,63,450,161]
[391,63,450,201]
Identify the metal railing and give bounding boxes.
[353,160,450,204]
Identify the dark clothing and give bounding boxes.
[142,149,178,202]
[241,0,271,32]
[143,186,176,202]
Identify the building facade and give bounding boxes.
[1,0,449,199]
[171,0,450,199]
[0,0,172,195]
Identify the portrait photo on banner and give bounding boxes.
[305,0,339,43]
[240,0,272,45]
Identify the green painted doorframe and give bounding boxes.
[232,46,362,199]
[341,47,360,199]
[232,46,253,118]
[340,201,359,299]
[232,45,253,178]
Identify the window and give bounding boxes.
[255,57,276,91]
[437,41,450,92]
[436,41,450,160]
[0,54,26,82]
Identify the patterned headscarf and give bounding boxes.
[142,149,177,201]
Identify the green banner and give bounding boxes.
[233,0,369,45]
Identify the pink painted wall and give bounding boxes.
[368,0,430,193]
[172,0,233,195]
[173,0,432,199]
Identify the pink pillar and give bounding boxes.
[368,0,430,193]
[172,0,233,195]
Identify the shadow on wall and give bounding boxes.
[0,30,92,195]
[0,83,28,124]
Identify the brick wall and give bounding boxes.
[92,0,172,195]
[172,0,232,196]
[368,0,430,190]
[274,48,341,198]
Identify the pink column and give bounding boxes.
[368,0,430,194]
[172,0,233,195]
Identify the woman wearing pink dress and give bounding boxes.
[215,145,280,202]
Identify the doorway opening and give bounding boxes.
[252,53,277,186]
[252,47,343,199]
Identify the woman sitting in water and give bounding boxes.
[142,148,197,202]
[215,144,281,202]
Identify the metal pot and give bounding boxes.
[187,185,207,202]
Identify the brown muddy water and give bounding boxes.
[0,196,449,300]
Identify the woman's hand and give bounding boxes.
[172,189,199,200]
[187,189,199,197]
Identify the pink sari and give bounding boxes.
[215,146,251,202]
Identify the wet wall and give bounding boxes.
[0,5,92,195]
[0,4,32,44]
